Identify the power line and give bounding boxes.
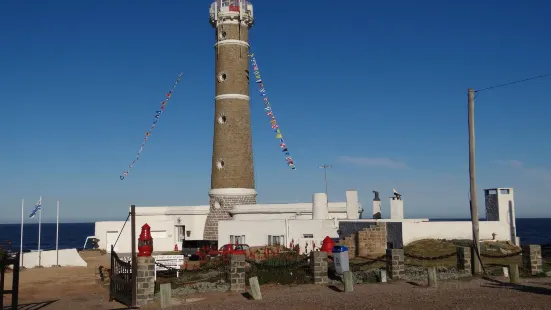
[475,73,551,93]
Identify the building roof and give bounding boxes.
[132,205,210,216]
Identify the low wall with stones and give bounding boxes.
[338,222,403,258]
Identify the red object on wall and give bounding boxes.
[138,223,153,257]
[229,5,240,11]
[320,236,334,254]
[174,244,178,252]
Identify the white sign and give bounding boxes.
[154,255,184,261]
[118,255,186,280]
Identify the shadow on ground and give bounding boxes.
[482,277,551,296]
[4,299,59,310]
[328,285,343,293]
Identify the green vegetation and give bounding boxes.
[350,239,529,274]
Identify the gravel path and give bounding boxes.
[151,277,551,310]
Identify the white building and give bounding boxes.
[94,187,519,254]
[94,190,362,253]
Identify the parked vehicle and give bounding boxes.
[210,244,250,257]
[181,240,217,257]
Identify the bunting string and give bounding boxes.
[249,53,296,170]
[120,73,183,180]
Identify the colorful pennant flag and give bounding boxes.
[248,53,296,170]
[120,72,183,180]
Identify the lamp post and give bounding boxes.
[318,164,332,195]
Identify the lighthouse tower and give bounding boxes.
[203,1,256,241]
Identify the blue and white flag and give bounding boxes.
[29,198,42,219]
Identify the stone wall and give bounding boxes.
[338,222,391,258]
[203,194,256,240]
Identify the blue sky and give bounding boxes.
[1,0,550,223]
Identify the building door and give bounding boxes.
[176,225,186,243]
[106,231,119,253]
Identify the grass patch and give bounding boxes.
[401,239,521,268]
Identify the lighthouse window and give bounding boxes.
[219,31,227,39]
[217,114,227,124]
[218,72,228,82]
[245,69,249,81]
[216,160,225,169]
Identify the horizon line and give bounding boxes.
[1,217,551,225]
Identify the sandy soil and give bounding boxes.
[2,251,551,310]
[2,250,117,309]
[156,277,551,310]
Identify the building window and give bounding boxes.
[217,114,227,124]
[219,31,227,40]
[500,189,510,195]
[151,230,167,239]
[218,72,228,83]
[216,160,225,170]
[230,235,246,244]
[245,69,249,81]
[303,234,314,238]
[268,235,285,246]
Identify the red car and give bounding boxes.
[212,244,250,256]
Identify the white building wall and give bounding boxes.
[218,220,286,246]
[94,206,210,253]
[232,212,350,221]
[230,202,361,221]
[401,221,511,245]
[218,219,338,250]
[22,249,88,269]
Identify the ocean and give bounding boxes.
[0,219,550,252]
[0,223,95,252]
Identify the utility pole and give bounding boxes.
[468,88,482,275]
[318,164,332,196]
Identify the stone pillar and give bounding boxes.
[136,256,155,307]
[456,246,472,275]
[386,249,405,280]
[310,251,328,285]
[230,255,246,292]
[522,244,543,275]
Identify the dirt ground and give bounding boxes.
[2,251,116,309]
[2,251,551,309]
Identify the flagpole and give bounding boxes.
[20,199,24,266]
[38,196,42,267]
[56,200,59,266]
